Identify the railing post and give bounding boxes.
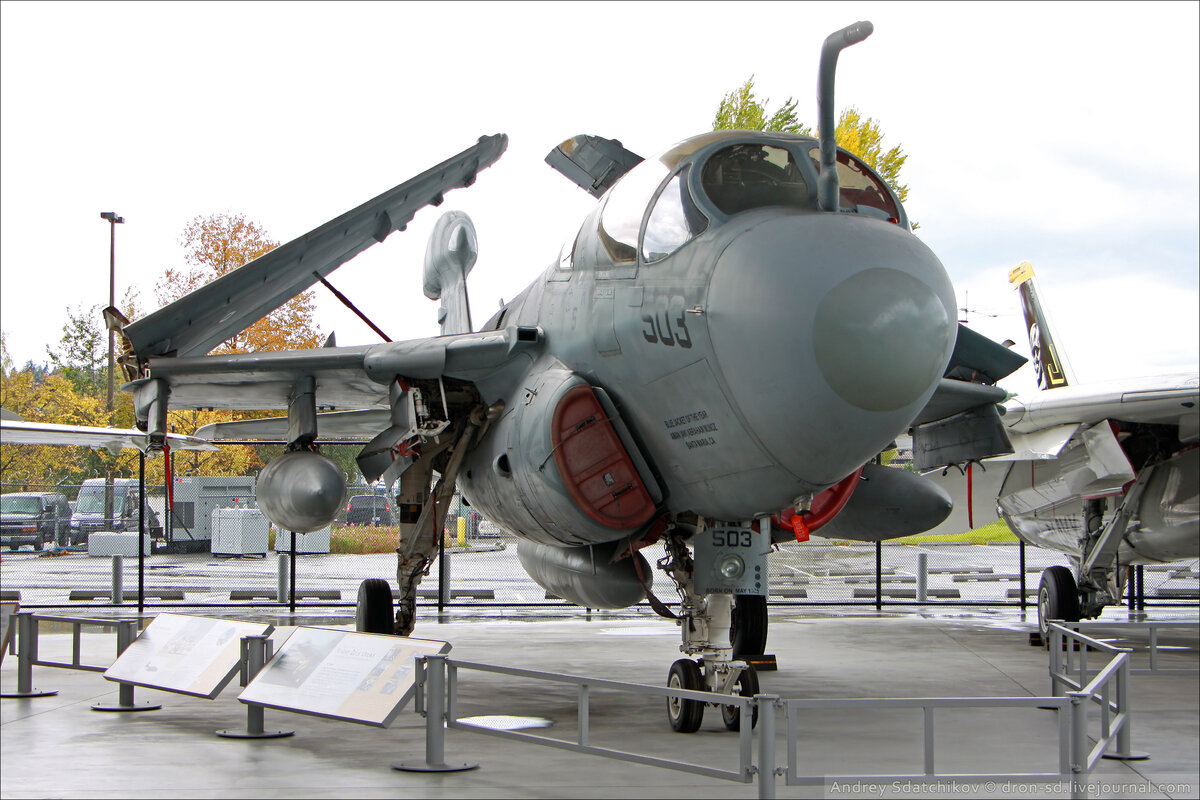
[1102,654,1148,761]
[393,655,477,773]
[217,635,292,739]
[277,553,290,604]
[1068,691,1089,800]
[111,554,124,605]
[916,552,929,603]
[757,694,778,799]
[0,613,57,698]
[1050,626,1064,697]
[93,619,160,712]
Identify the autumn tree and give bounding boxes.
[156,212,322,354]
[713,77,910,204]
[0,368,130,488]
[151,212,326,477]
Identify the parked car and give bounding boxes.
[344,495,395,526]
[69,477,161,545]
[1,492,71,550]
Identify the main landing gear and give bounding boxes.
[659,527,766,733]
[1037,565,1081,639]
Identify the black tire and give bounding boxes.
[1038,566,1081,637]
[731,594,768,657]
[356,578,395,634]
[667,658,705,733]
[721,664,760,731]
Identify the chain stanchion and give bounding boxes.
[217,634,293,739]
[93,620,161,712]
[0,612,57,698]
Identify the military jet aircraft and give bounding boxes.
[112,22,1022,731]
[921,262,1199,637]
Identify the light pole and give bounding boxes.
[99,212,124,412]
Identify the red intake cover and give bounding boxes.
[551,385,656,530]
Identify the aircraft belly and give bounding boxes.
[1123,446,1200,563]
[997,432,1198,565]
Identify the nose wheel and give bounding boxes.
[730,594,768,656]
[355,578,395,634]
[666,659,705,733]
[720,662,759,731]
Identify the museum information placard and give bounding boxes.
[238,627,450,727]
[103,613,274,698]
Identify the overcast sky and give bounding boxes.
[2,1,1197,399]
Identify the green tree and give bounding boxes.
[712,75,811,135]
[0,331,12,377]
[47,303,107,399]
[713,77,910,205]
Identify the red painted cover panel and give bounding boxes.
[551,385,656,530]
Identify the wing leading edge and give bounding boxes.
[0,420,217,455]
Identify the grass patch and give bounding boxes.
[330,525,401,554]
[268,525,401,554]
[888,519,1017,545]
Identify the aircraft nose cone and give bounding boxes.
[707,214,955,487]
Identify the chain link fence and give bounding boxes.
[2,480,1197,615]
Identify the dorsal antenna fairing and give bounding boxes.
[423,210,478,335]
[816,21,873,213]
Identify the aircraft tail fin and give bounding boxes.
[1008,261,1074,390]
[423,210,477,335]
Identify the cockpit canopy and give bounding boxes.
[567,130,905,270]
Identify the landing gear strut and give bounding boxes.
[659,525,761,733]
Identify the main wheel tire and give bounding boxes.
[667,658,705,733]
[730,594,768,657]
[356,578,394,634]
[721,664,760,731]
[1038,566,1081,638]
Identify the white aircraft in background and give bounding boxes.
[0,410,216,456]
[923,262,1198,635]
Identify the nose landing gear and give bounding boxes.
[660,524,766,733]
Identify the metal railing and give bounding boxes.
[781,695,1071,791]
[408,640,1154,800]
[0,611,137,697]
[1046,622,1148,797]
[1049,619,1199,676]
[437,655,757,784]
[2,611,1173,799]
